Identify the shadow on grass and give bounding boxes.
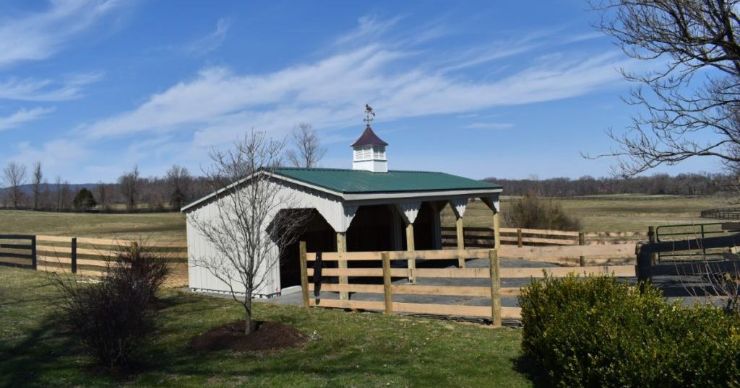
[0,313,81,387]
[514,355,549,387]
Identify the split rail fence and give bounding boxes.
[298,243,636,325]
[441,226,647,249]
[0,234,187,277]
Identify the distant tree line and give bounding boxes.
[486,173,737,197]
[0,123,326,212]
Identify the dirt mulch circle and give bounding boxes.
[190,320,307,353]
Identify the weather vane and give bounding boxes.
[363,104,375,127]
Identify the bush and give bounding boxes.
[519,276,740,387]
[56,244,169,368]
[506,191,581,231]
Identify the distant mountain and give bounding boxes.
[0,183,99,196]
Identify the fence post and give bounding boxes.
[30,235,37,271]
[578,232,586,267]
[517,228,523,248]
[71,237,77,274]
[648,226,657,265]
[489,249,501,327]
[382,252,393,314]
[299,241,309,308]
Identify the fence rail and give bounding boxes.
[441,226,647,249]
[299,243,636,325]
[0,234,187,277]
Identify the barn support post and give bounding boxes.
[299,241,309,308]
[456,217,465,268]
[489,249,501,327]
[382,251,393,314]
[492,211,501,250]
[405,223,416,283]
[336,232,348,300]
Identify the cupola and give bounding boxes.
[352,105,388,173]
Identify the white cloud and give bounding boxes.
[185,18,231,56]
[465,122,514,130]
[82,43,630,146]
[0,0,124,68]
[0,72,104,101]
[0,107,55,131]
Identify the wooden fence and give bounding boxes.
[298,243,636,325]
[0,234,187,277]
[441,226,647,249]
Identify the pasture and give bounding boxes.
[0,210,185,242]
[0,267,530,387]
[443,195,733,232]
[0,195,729,245]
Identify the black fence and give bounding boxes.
[0,235,36,269]
[700,207,740,220]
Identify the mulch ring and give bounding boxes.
[190,320,307,353]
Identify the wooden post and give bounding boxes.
[405,223,416,283]
[337,232,348,300]
[382,252,393,314]
[647,226,657,265]
[489,249,501,327]
[578,232,585,267]
[298,241,309,308]
[517,228,523,247]
[71,237,77,274]
[456,217,465,268]
[30,235,37,271]
[492,212,501,250]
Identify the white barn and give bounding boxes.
[182,124,502,297]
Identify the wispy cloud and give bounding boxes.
[0,72,104,101]
[0,0,124,68]
[185,18,231,56]
[465,122,514,130]
[0,107,55,131]
[83,43,630,144]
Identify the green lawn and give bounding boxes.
[0,267,530,387]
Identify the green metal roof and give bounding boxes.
[274,168,501,194]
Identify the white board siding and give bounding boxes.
[186,179,352,296]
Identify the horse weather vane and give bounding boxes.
[364,104,375,128]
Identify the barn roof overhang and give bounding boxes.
[181,168,502,213]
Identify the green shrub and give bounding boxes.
[506,191,581,231]
[519,276,740,387]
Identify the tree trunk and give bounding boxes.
[243,294,254,335]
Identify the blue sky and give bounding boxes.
[0,0,723,183]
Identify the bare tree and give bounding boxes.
[55,176,63,210]
[590,0,739,176]
[97,182,108,210]
[286,123,326,168]
[60,181,71,210]
[166,165,191,210]
[189,130,310,334]
[3,162,27,209]
[31,162,42,210]
[119,166,140,211]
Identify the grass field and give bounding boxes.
[442,195,734,232]
[0,210,185,241]
[0,195,732,244]
[0,267,530,387]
